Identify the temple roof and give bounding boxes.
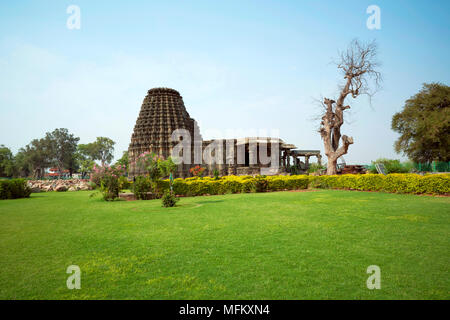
[128,87,199,157]
[291,150,321,155]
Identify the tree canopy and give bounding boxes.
[392,83,450,163]
[78,137,116,166]
[45,128,80,175]
[115,151,129,171]
[15,138,52,178]
[1,131,118,178]
[0,145,15,177]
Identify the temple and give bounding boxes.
[128,88,321,177]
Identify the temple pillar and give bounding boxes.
[249,143,257,168]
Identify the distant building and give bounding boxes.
[128,88,321,177]
[46,168,70,179]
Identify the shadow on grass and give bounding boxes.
[196,200,224,204]
[28,195,46,198]
[2,195,45,200]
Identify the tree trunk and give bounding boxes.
[327,158,338,175]
[317,40,381,175]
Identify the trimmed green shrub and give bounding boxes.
[132,176,153,200]
[254,175,268,192]
[310,173,450,195]
[118,176,130,190]
[160,174,449,197]
[0,179,32,200]
[159,175,310,197]
[161,191,179,207]
[99,175,120,201]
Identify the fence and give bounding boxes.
[414,161,450,172]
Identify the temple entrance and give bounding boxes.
[244,146,250,167]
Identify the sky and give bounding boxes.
[0,0,449,164]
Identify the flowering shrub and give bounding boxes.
[189,165,205,178]
[157,175,310,197]
[152,174,449,197]
[90,164,105,187]
[133,152,163,181]
[309,173,450,194]
[131,153,178,200]
[118,176,130,190]
[91,164,127,201]
[254,175,269,192]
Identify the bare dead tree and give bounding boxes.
[319,39,381,175]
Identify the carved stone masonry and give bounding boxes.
[128,88,198,177]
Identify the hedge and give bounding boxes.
[151,173,450,197]
[0,179,32,200]
[309,173,450,195]
[149,175,309,197]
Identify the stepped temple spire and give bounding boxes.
[128,87,198,177]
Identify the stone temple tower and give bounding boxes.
[128,87,200,177]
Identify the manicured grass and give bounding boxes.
[0,190,449,299]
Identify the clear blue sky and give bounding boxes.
[1,0,449,164]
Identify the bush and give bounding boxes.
[189,165,205,178]
[371,158,412,174]
[161,191,179,207]
[132,176,153,200]
[254,175,268,192]
[91,165,127,201]
[88,181,97,190]
[118,176,130,190]
[160,175,310,197]
[100,175,120,201]
[307,163,325,174]
[0,179,32,200]
[310,173,450,195]
[89,169,103,187]
[160,173,449,196]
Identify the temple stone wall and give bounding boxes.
[128,87,320,178]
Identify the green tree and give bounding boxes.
[392,83,450,163]
[19,138,52,179]
[78,137,116,166]
[13,149,30,177]
[95,137,115,165]
[115,151,129,171]
[75,151,95,178]
[158,157,177,177]
[0,145,15,177]
[77,143,98,161]
[45,128,80,176]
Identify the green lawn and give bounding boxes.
[0,190,449,300]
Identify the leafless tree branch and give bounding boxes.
[319,39,381,174]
